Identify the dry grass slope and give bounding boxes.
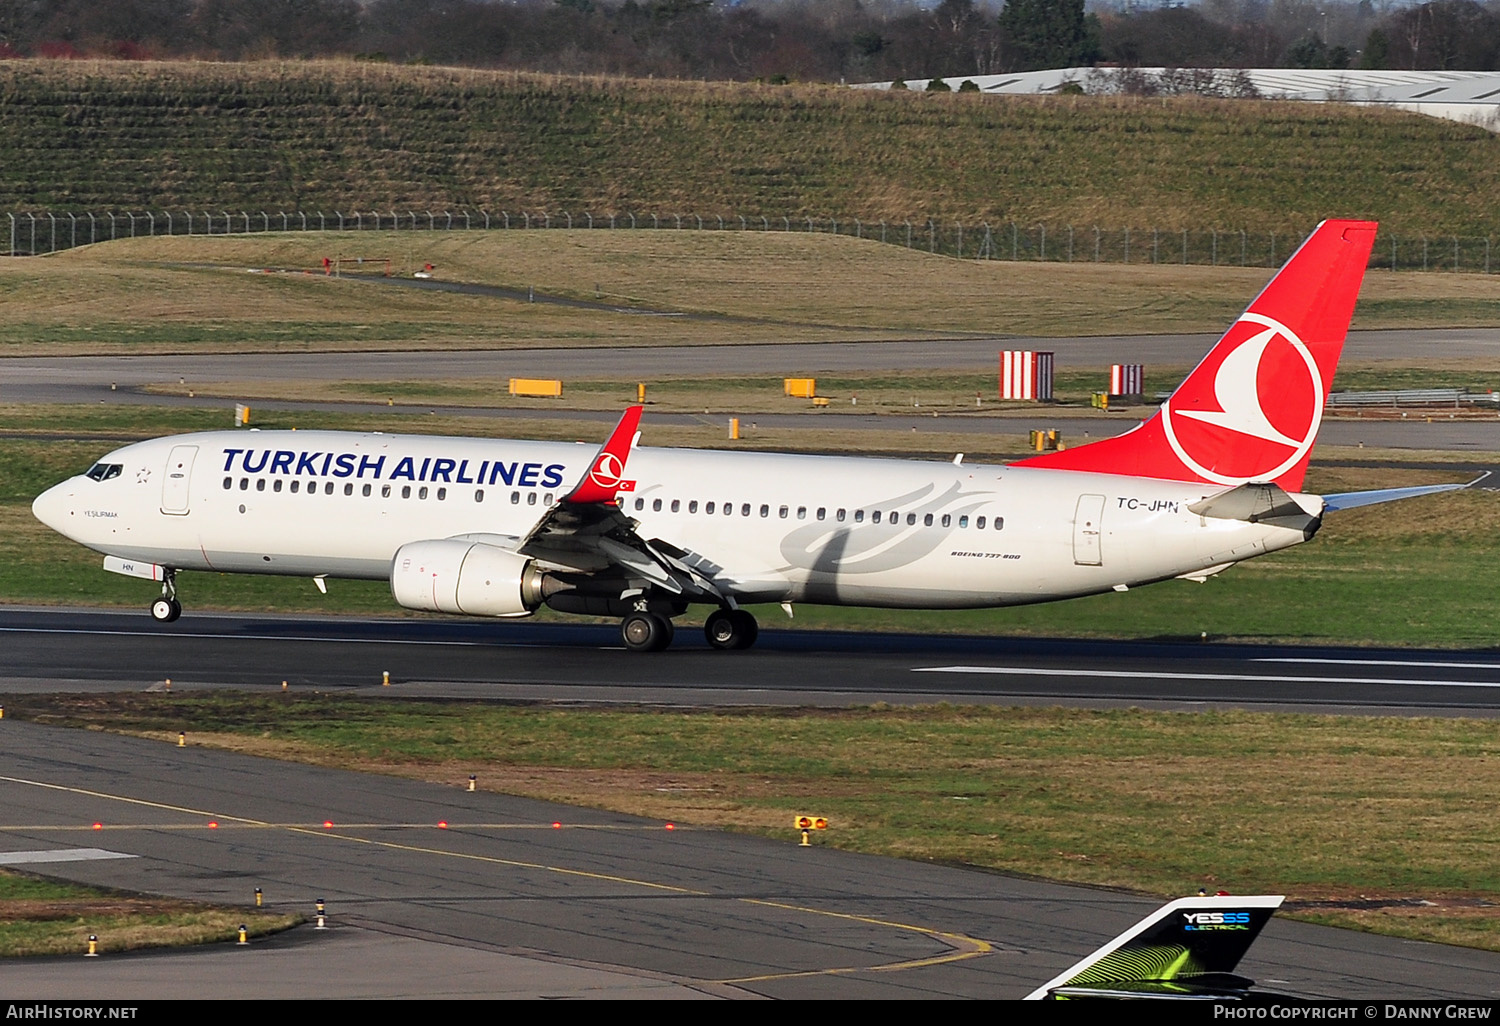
[0,61,1498,232]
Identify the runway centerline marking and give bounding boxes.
[912,666,1500,688]
[0,769,991,981]
[1254,658,1500,670]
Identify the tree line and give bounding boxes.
[1,0,1497,79]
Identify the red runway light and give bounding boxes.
[91,822,102,831]
[323,820,333,829]
[552,821,561,829]
[437,821,448,829]
[208,821,219,829]
[665,823,675,831]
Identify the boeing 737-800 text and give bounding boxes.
[32,219,1453,651]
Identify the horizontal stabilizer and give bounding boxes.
[1025,894,1283,1001]
[1323,478,1479,512]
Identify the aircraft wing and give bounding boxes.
[513,407,725,600]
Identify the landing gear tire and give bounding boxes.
[621,612,674,652]
[150,598,182,623]
[705,608,758,651]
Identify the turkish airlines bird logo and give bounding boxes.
[1161,313,1324,485]
[588,451,634,492]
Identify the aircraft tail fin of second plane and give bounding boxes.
[1025,894,1285,1001]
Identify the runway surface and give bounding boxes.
[5,607,1500,716]
[7,327,1500,394]
[6,716,1500,999]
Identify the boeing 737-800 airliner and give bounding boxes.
[32,219,1455,651]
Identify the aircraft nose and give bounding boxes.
[32,481,74,534]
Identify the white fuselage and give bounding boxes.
[32,429,1321,611]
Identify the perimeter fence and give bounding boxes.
[4,208,1494,273]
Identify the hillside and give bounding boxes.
[1,60,1498,233]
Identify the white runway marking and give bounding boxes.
[1255,657,1500,670]
[0,847,138,865]
[912,666,1500,688]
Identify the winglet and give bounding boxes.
[564,405,643,505]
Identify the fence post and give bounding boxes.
[281,211,288,231]
[6,212,12,256]
[88,211,96,245]
[463,210,470,229]
[447,211,453,230]
[762,216,769,231]
[128,212,136,238]
[504,211,511,229]
[905,220,912,248]
[880,220,887,244]
[805,216,813,232]
[241,211,249,233]
[983,222,992,259]
[483,210,490,229]
[28,212,35,253]
[651,213,657,229]
[68,212,76,249]
[957,222,963,256]
[1067,224,1073,262]
[629,212,636,228]
[48,212,55,253]
[262,211,270,232]
[674,213,681,229]
[740,215,747,231]
[109,212,116,240]
[783,216,790,231]
[146,211,154,238]
[165,211,172,237]
[854,217,862,239]
[931,219,937,254]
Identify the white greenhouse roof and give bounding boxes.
[857,68,1500,130]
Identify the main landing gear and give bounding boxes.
[618,607,760,652]
[150,569,181,623]
[704,608,758,651]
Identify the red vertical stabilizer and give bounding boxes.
[1015,219,1378,492]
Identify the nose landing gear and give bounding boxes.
[150,569,182,623]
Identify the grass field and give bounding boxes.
[0,869,298,957]
[12,695,1500,951]
[2,61,1500,234]
[1,231,1497,358]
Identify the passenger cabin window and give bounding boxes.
[402,485,412,499]
[635,497,645,511]
[323,482,334,495]
[906,513,916,526]
[994,517,1005,530]
[760,504,769,518]
[671,500,680,513]
[291,480,301,494]
[854,510,864,523]
[527,492,536,505]
[816,508,826,521]
[653,498,662,512]
[924,514,934,527]
[273,480,283,493]
[381,484,391,498]
[797,507,806,520]
[872,510,881,524]
[740,503,751,517]
[437,487,447,500]
[689,500,699,514]
[705,501,715,515]
[419,486,429,500]
[836,509,846,522]
[222,477,232,490]
[977,516,986,529]
[779,505,788,519]
[475,489,484,502]
[344,483,354,496]
[363,484,372,497]
[256,479,265,492]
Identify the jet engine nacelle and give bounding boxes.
[390,539,552,618]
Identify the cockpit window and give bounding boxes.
[85,463,123,481]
